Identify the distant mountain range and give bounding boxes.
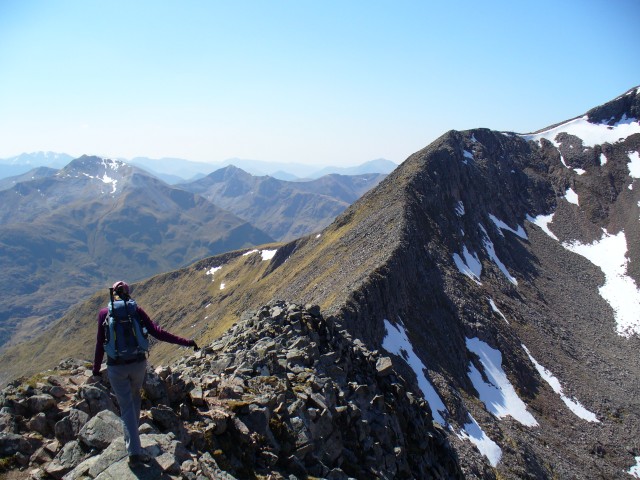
[0,156,387,350]
[0,152,398,184]
[177,165,387,240]
[0,156,273,349]
[0,152,73,180]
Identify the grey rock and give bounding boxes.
[46,440,88,479]
[0,432,31,456]
[93,460,170,480]
[198,451,238,480]
[375,356,394,376]
[150,405,187,443]
[78,409,122,450]
[78,385,115,417]
[55,408,90,444]
[85,437,127,477]
[49,385,68,399]
[27,412,50,436]
[143,368,170,407]
[27,394,56,414]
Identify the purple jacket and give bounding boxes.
[92,304,193,375]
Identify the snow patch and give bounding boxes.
[205,266,222,277]
[479,224,518,285]
[488,298,509,324]
[522,115,640,148]
[526,213,558,240]
[466,337,538,427]
[600,153,608,165]
[101,174,117,194]
[457,414,502,467]
[573,168,586,175]
[522,345,599,422]
[463,150,474,164]
[261,249,277,260]
[453,246,482,285]
[455,201,465,217]
[243,249,277,260]
[628,151,640,178]
[489,214,527,239]
[382,319,448,425]
[629,457,640,478]
[220,283,226,290]
[562,229,640,337]
[565,187,579,205]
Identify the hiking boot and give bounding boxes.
[128,453,151,466]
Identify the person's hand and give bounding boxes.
[191,340,200,352]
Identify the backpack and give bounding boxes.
[103,295,149,361]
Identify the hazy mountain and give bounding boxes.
[0,155,273,349]
[2,87,640,478]
[217,157,397,180]
[0,151,73,180]
[178,165,387,240]
[127,156,217,184]
[128,156,397,183]
[309,158,399,178]
[0,166,59,191]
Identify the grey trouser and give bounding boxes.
[107,359,147,456]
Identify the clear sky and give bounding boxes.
[1,0,638,166]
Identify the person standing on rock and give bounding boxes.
[91,280,199,466]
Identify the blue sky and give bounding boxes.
[1,0,638,165]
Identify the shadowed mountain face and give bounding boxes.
[178,166,387,241]
[2,87,640,478]
[0,156,273,349]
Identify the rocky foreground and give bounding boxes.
[0,302,463,479]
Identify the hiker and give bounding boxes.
[91,280,199,466]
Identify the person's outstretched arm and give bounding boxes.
[138,306,197,348]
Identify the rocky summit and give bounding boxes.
[0,302,463,479]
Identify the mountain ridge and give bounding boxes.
[178,165,387,241]
[1,86,639,478]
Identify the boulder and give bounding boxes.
[142,368,170,407]
[27,412,51,436]
[54,408,89,443]
[26,394,56,414]
[78,409,122,450]
[78,385,115,417]
[45,440,88,479]
[0,432,31,456]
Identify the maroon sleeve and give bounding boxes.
[137,306,194,347]
[92,308,108,375]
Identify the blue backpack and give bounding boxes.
[103,295,149,361]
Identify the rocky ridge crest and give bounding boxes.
[0,302,463,479]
